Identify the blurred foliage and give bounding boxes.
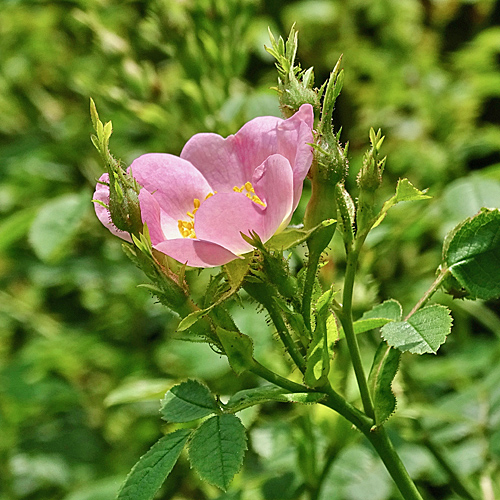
[1,0,500,499]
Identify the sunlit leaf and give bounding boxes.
[381,305,452,354]
[188,414,247,491]
[116,429,191,500]
[160,379,218,423]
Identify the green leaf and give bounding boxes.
[188,414,247,491]
[374,178,431,228]
[217,327,255,374]
[105,379,173,407]
[266,219,336,251]
[29,191,90,262]
[368,342,401,425]
[443,208,500,300]
[337,299,402,338]
[0,207,37,251]
[381,305,452,354]
[116,429,191,500]
[224,385,325,413]
[160,379,218,423]
[305,288,336,387]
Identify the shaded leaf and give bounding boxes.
[160,379,218,423]
[381,305,452,354]
[217,327,255,374]
[443,208,500,300]
[225,385,325,413]
[188,414,247,491]
[116,429,191,500]
[368,342,401,425]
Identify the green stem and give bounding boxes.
[339,239,375,419]
[405,266,449,320]
[364,427,424,500]
[244,282,306,373]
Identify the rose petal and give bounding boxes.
[252,154,294,237]
[154,238,241,268]
[181,105,314,201]
[92,174,132,242]
[130,153,213,220]
[193,154,294,252]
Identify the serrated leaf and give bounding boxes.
[177,309,208,332]
[443,208,500,300]
[188,414,247,491]
[337,299,402,338]
[160,380,218,423]
[368,343,401,426]
[116,429,191,500]
[374,179,431,228]
[224,385,325,413]
[217,327,255,374]
[305,288,336,387]
[381,305,452,354]
[266,219,336,250]
[29,191,90,262]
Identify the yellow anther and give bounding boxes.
[194,198,201,209]
[178,219,196,238]
[233,182,265,207]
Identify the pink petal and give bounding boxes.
[92,174,132,242]
[130,153,213,221]
[194,192,263,255]
[154,238,241,268]
[180,104,314,195]
[193,154,294,252]
[252,154,294,237]
[138,189,166,245]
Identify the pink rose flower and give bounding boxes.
[94,104,314,268]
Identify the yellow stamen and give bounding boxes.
[233,181,266,207]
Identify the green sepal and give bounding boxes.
[177,255,252,331]
[217,327,255,375]
[368,342,401,426]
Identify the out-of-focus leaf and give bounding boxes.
[105,379,173,407]
[28,191,90,262]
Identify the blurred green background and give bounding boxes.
[1,1,500,499]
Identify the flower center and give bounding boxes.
[233,181,265,207]
[177,193,214,239]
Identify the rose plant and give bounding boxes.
[91,26,500,500]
